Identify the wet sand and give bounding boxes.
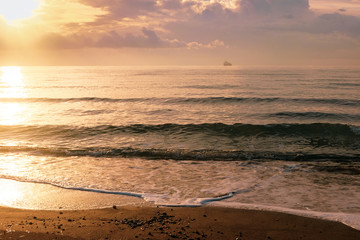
[0,206,359,240]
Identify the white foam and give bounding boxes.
[0,179,150,210]
[123,191,360,231]
[351,126,360,135]
[1,178,359,231]
[143,192,235,207]
[139,191,360,231]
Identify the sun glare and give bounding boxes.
[0,0,40,24]
[0,66,27,125]
[0,179,24,206]
[1,66,25,87]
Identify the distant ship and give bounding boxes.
[223,61,232,66]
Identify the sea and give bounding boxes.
[0,66,359,228]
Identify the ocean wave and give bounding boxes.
[1,123,358,162]
[0,145,358,162]
[268,112,360,121]
[329,82,360,87]
[0,97,358,106]
[1,122,358,137]
[177,84,240,90]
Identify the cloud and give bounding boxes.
[240,0,310,17]
[310,0,360,16]
[38,27,185,49]
[38,32,92,49]
[78,0,158,19]
[96,27,184,48]
[312,13,360,37]
[38,0,360,49]
[4,0,360,66]
[0,18,29,50]
[187,39,226,49]
[159,0,184,10]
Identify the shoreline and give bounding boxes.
[1,178,360,239]
[1,206,359,240]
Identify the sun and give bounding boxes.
[0,0,40,24]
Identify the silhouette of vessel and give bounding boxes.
[223,61,232,66]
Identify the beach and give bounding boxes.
[0,66,359,239]
[1,205,359,240]
[1,179,360,240]
[1,0,360,234]
[1,0,360,237]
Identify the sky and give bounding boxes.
[0,0,360,66]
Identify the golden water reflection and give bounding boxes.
[1,66,26,89]
[0,179,24,205]
[0,178,149,210]
[0,67,28,204]
[0,103,26,125]
[0,66,28,125]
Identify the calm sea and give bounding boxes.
[0,66,359,226]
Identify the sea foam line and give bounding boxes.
[1,177,359,230]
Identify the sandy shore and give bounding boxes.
[0,180,359,239]
[0,206,359,240]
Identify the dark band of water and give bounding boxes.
[1,122,358,137]
[0,97,359,106]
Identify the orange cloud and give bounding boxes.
[1,0,360,66]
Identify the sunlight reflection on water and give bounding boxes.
[0,66,28,125]
[0,179,24,205]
